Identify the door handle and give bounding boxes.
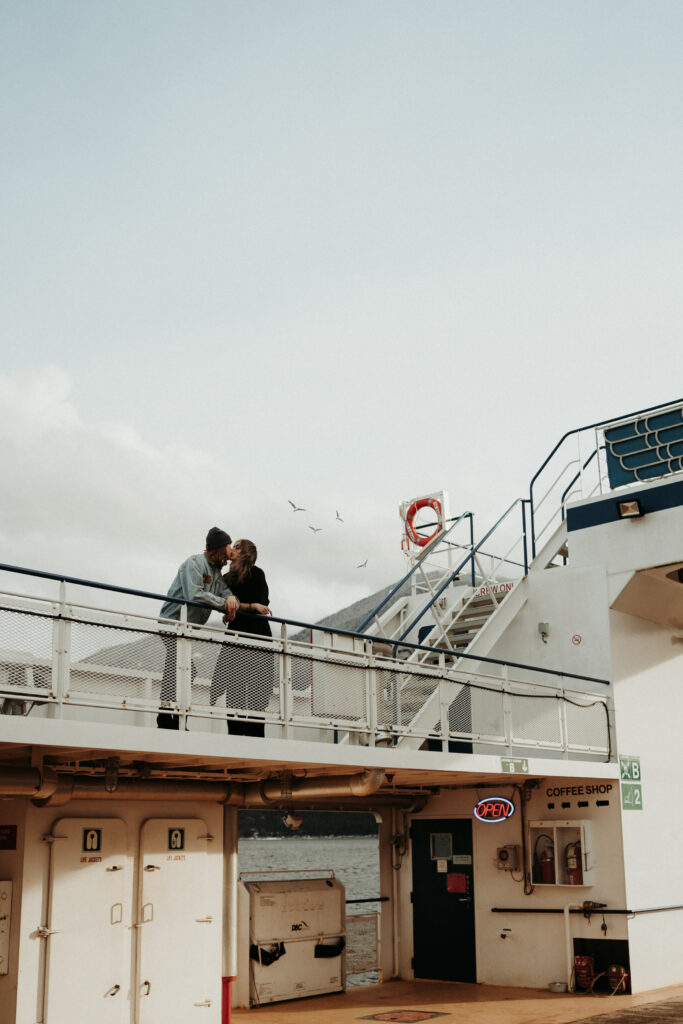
[141,980,151,996]
[107,984,120,997]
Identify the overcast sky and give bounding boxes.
[1,1,681,623]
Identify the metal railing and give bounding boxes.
[357,397,683,656]
[529,397,683,558]
[356,512,475,634]
[394,498,528,651]
[0,563,611,760]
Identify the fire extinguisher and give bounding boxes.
[534,834,555,884]
[565,841,583,885]
[539,846,555,884]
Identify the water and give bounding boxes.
[238,835,380,900]
[238,835,381,983]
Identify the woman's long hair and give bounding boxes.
[226,539,257,586]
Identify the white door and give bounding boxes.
[44,817,130,1024]
[137,818,215,1021]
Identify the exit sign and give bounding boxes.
[500,758,528,774]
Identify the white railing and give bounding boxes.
[0,584,611,761]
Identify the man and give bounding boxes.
[157,527,240,729]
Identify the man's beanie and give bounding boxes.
[206,526,231,550]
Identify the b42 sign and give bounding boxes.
[473,797,515,822]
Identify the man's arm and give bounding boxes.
[179,558,236,614]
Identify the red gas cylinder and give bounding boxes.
[574,955,594,990]
[607,964,629,993]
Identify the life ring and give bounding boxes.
[404,497,444,547]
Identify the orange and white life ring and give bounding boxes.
[404,497,444,547]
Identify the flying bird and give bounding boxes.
[335,510,344,522]
[309,526,322,533]
[288,500,306,512]
[357,559,368,568]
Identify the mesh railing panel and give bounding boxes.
[511,693,562,746]
[0,606,54,696]
[565,698,610,751]
[190,635,279,718]
[288,650,368,723]
[69,621,164,706]
[345,913,378,975]
[448,683,473,735]
[469,684,505,740]
[393,668,440,731]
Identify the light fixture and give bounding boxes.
[282,812,303,831]
[616,498,644,519]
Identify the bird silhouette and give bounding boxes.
[357,559,368,568]
[288,500,306,512]
[335,510,344,522]
[309,526,322,533]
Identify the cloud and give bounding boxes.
[0,366,404,624]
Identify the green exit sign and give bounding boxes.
[500,758,529,774]
[619,755,641,781]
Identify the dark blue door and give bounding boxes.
[410,818,476,982]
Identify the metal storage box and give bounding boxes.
[238,875,346,1006]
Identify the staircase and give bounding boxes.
[354,398,681,749]
[355,504,568,749]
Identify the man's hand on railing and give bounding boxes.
[224,596,239,622]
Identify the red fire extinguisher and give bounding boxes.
[535,835,555,884]
[540,846,555,884]
[565,841,583,885]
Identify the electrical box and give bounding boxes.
[0,881,12,975]
[238,876,346,1007]
[497,845,520,871]
[529,820,594,886]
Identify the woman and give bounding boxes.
[210,539,273,736]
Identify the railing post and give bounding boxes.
[50,580,70,719]
[559,687,569,759]
[438,653,449,752]
[502,663,513,754]
[521,501,529,575]
[177,605,192,731]
[280,622,292,739]
[366,642,377,748]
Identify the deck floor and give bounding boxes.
[231,979,683,1024]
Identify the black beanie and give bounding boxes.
[206,526,231,550]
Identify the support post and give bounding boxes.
[222,804,239,1024]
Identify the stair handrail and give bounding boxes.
[356,511,474,633]
[394,498,528,645]
[529,397,683,557]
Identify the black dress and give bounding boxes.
[210,566,273,736]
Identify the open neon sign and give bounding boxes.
[473,797,515,822]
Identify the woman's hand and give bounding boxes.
[252,603,271,616]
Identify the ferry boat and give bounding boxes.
[0,398,682,1023]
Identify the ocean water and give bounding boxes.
[238,834,380,901]
[238,835,381,983]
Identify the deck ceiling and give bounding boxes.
[0,739,533,792]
